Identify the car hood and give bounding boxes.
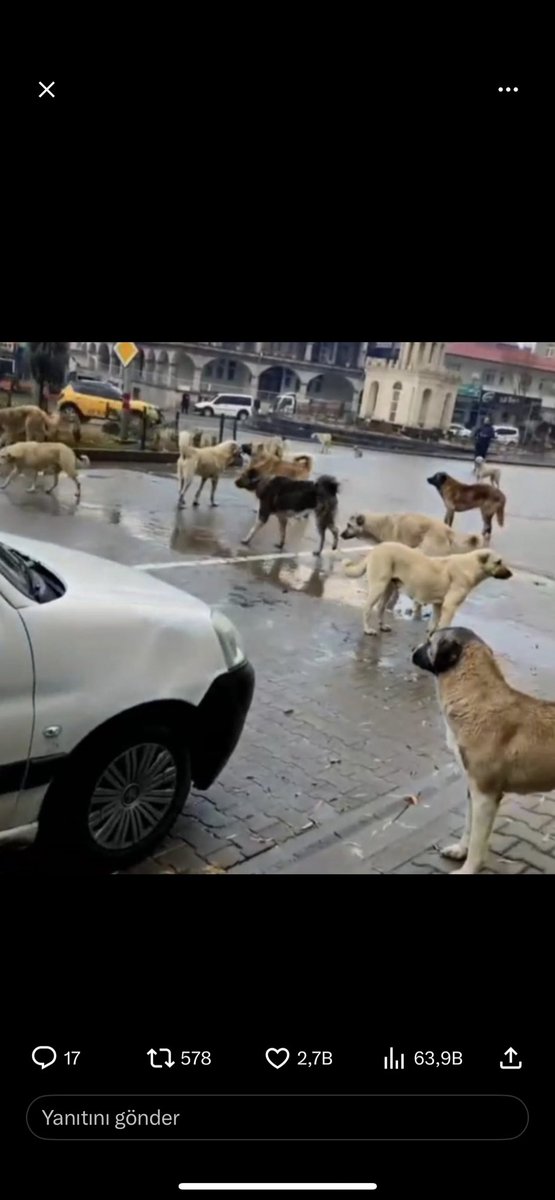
[0,531,208,616]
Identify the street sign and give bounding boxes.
[113,341,139,368]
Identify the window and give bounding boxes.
[227,360,236,381]
[483,371,494,384]
[389,382,402,422]
[499,375,505,385]
[216,362,225,379]
[547,346,555,358]
[204,364,213,379]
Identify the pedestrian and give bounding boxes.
[121,391,132,442]
[254,397,261,414]
[180,391,190,416]
[474,415,495,461]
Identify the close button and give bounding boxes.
[38,81,55,99]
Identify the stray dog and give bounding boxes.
[311,432,332,453]
[412,626,555,873]
[0,404,79,447]
[344,543,512,636]
[341,511,485,618]
[340,511,484,556]
[153,427,178,451]
[177,438,242,508]
[427,471,506,541]
[241,437,286,460]
[473,456,501,487]
[0,441,90,500]
[235,470,340,553]
[235,452,313,483]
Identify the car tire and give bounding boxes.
[37,719,191,871]
[237,410,249,421]
[59,402,82,422]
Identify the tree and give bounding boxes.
[29,342,69,410]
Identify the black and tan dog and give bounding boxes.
[413,626,555,874]
[427,471,506,541]
[236,469,340,553]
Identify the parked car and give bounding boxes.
[448,423,473,440]
[493,424,520,447]
[58,382,161,425]
[0,534,254,869]
[194,393,254,421]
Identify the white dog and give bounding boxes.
[311,432,332,453]
[473,456,501,487]
[0,441,90,501]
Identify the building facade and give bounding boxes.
[534,342,555,359]
[359,342,459,430]
[444,342,555,428]
[73,342,368,413]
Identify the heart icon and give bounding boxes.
[265,1046,290,1069]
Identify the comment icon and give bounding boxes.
[32,1046,57,1069]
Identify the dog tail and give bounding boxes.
[344,556,368,578]
[316,474,340,499]
[496,496,506,527]
[78,455,90,469]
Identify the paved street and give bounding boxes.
[1,437,555,874]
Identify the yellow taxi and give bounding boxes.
[58,381,162,424]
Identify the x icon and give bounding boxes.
[38,81,55,99]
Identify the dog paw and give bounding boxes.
[240,538,250,546]
[364,628,379,636]
[441,842,468,861]
[192,501,199,508]
[210,502,218,508]
[379,623,392,633]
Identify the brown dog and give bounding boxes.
[235,452,313,485]
[0,404,80,447]
[413,626,555,874]
[427,471,506,541]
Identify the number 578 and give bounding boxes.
[181,1050,212,1066]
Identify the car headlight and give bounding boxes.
[211,608,246,669]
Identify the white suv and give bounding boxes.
[0,534,254,869]
[194,393,254,421]
[493,425,520,447]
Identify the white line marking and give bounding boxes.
[178,1187,377,1193]
[135,547,369,571]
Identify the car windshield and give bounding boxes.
[0,543,65,603]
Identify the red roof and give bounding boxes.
[446,342,555,373]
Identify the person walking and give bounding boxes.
[474,415,495,461]
[180,391,190,417]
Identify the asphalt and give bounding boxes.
[1,437,555,874]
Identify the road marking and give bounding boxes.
[177,1187,377,1193]
[134,547,370,571]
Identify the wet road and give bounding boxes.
[1,441,555,874]
[0,440,554,685]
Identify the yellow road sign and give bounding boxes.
[114,341,139,368]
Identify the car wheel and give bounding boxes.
[238,410,249,421]
[37,720,191,870]
[59,402,82,422]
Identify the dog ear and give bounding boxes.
[355,514,365,526]
[427,630,464,675]
[478,550,491,563]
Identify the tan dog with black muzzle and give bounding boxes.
[412,626,555,874]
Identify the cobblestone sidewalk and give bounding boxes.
[126,561,555,876]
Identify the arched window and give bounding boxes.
[389,382,402,422]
